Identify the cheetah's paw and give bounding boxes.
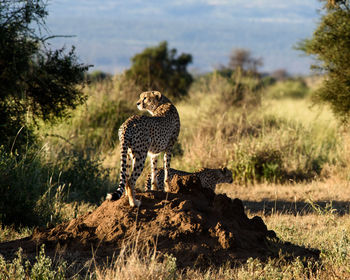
[129,199,141,208]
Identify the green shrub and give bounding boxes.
[298,1,350,122]
[266,79,309,99]
[188,71,262,111]
[43,76,138,156]
[0,245,66,280]
[231,147,283,184]
[56,151,111,203]
[86,70,112,83]
[70,99,136,153]
[0,146,53,226]
[0,145,111,226]
[30,245,67,280]
[226,113,341,184]
[0,1,90,149]
[125,41,193,100]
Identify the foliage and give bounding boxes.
[298,0,350,122]
[56,150,111,203]
[0,145,111,226]
[0,146,51,226]
[125,41,193,100]
[0,0,90,150]
[228,48,263,74]
[265,79,310,99]
[0,246,66,280]
[177,81,341,184]
[270,69,289,81]
[31,245,67,279]
[193,70,262,109]
[86,70,112,83]
[232,147,283,184]
[43,75,138,156]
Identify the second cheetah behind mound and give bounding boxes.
[145,167,233,192]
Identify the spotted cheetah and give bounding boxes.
[106,91,180,207]
[145,167,233,191]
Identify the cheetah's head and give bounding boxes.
[137,91,166,115]
[219,167,233,184]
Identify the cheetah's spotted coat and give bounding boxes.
[106,91,180,207]
[145,167,233,191]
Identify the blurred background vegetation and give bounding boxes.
[1,0,350,230]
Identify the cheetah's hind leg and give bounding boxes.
[106,151,132,201]
[150,153,158,191]
[125,152,146,207]
[163,152,172,192]
[125,183,141,207]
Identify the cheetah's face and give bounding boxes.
[137,91,162,115]
[219,167,233,184]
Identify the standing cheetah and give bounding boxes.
[145,167,233,191]
[106,91,180,207]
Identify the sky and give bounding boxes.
[46,0,323,75]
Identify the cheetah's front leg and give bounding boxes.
[163,152,171,192]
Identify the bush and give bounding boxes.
[125,41,193,100]
[188,71,262,112]
[231,147,283,184]
[67,99,136,153]
[265,79,310,99]
[0,146,111,226]
[43,75,139,157]
[229,113,340,184]
[298,1,350,122]
[0,245,66,279]
[0,1,90,150]
[86,70,112,83]
[0,146,52,226]
[56,151,111,203]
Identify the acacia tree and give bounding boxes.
[125,41,193,99]
[229,48,263,74]
[298,0,350,122]
[0,0,90,148]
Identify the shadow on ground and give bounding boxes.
[242,199,350,216]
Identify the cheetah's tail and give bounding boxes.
[106,138,128,201]
[145,175,151,191]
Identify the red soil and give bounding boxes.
[0,174,318,269]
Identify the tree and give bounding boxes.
[0,0,90,148]
[125,41,193,99]
[298,0,350,122]
[228,48,263,74]
[271,69,289,81]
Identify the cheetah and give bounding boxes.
[145,167,233,191]
[106,91,180,207]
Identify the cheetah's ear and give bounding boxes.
[152,91,162,100]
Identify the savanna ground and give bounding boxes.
[1,72,350,279]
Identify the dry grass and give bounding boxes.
[2,74,350,279]
[218,178,350,207]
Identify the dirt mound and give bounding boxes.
[0,174,318,269]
